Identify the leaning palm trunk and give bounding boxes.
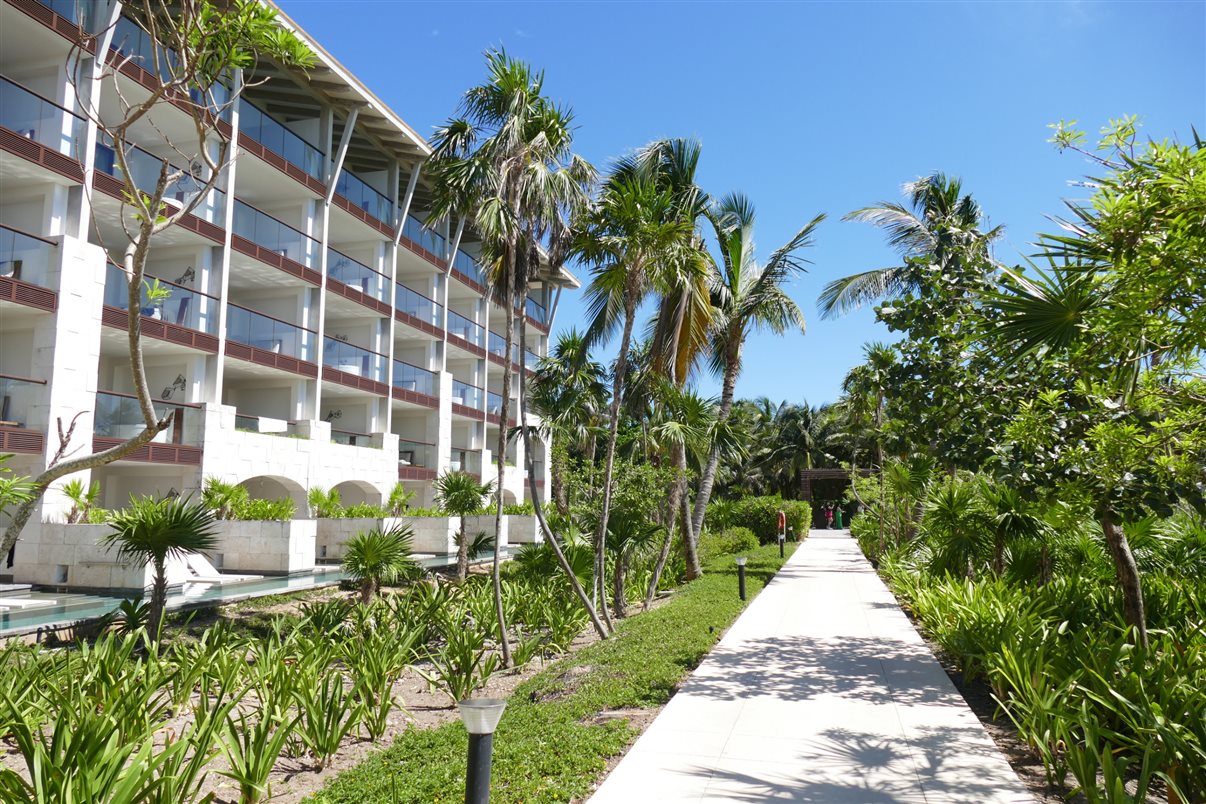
[688,356,738,577]
[645,442,685,610]
[593,302,642,632]
[517,316,610,639]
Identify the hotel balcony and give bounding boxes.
[92,389,202,465]
[225,303,317,377]
[0,224,57,312]
[102,263,219,352]
[0,75,86,189]
[0,374,46,454]
[391,359,437,408]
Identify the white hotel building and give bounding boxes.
[0,0,563,586]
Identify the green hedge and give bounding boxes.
[707,495,810,543]
[699,527,759,562]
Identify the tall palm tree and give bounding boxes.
[103,496,217,641]
[577,162,701,626]
[841,342,897,554]
[817,173,1003,319]
[529,329,609,514]
[689,196,824,560]
[433,471,494,582]
[342,525,418,603]
[427,49,600,654]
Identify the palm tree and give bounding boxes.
[103,496,217,640]
[529,329,609,514]
[841,342,897,554]
[433,470,494,582]
[817,173,1003,319]
[342,525,418,603]
[61,478,100,524]
[428,49,600,653]
[577,160,701,626]
[689,196,824,559]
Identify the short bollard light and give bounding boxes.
[459,698,507,804]
[736,555,748,600]
[778,529,785,558]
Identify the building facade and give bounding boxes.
[0,0,563,585]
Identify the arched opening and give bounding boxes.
[332,479,382,508]
[501,489,518,506]
[237,475,307,518]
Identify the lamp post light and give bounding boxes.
[778,528,785,558]
[459,698,507,804]
[736,555,747,600]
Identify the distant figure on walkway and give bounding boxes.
[835,506,844,529]
[824,503,834,529]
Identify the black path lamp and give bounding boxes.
[736,555,747,600]
[459,698,507,804]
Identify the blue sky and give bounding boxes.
[283,0,1204,405]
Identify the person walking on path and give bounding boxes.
[824,503,834,529]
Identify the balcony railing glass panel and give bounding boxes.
[111,16,231,111]
[322,337,385,382]
[34,0,97,28]
[94,390,198,445]
[94,137,225,224]
[446,310,484,347]
[526,297,547,323]
[0,375,44,428]
[392,360,435,397]
[226,304,313,360]
[0,77,87,159]
[402,215,445,257]
[232,201,316,267]
[103,263,218,334]
[238,98,324,180]
[525,349,541,368]
[394,283,442,325]
[328,250,387,303]
[397,439,435,468]
[334,171,393,225]
[486,391,502,416]
[331,429,375,447]
[0,225,56,289]
[451,380,483,410]
[451,448,481,475]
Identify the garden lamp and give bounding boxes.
[459,698,507,803]
[736,555,748,600]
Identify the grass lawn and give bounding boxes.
[308,542,797,803]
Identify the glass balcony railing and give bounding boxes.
[0,77,87,160]
[232,200,316,266]
[94,390,198,445]
[394,283,442,325]
[331,429,375,448]
[111,16,231,111]
[226,303,313,360]
[34,0,97,28]
[525,349,541,368]
[233,414,298,437]
[397,439,435,468]
[94,137,225,224]
[328,250,387,303]
[0,375,44,429]
[402,215,445,257]
[392,360,435,397]
[451,448,481,475]
[103,263,217,334]
[238,98,324,180]
[334,170,393,225]
[451,380,483,410]
[451,248,489,286]
[486,391,503,417]
[446,310,484,347]
[526,297,547,324]
[0,224,56,289]
[323,337,386,382]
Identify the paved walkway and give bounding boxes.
[590,530,1033,803]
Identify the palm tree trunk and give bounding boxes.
[360,579,374,604]
[550,439,569,516]
[1099,507,1148,648]
[456,521,469,581]
[149,556,167,641]
[517,310,610,639]
[490,243,518,669]
[613,553,626,618]
[689,352,739,574]
[645,441,684,610]
[593,302,640,633]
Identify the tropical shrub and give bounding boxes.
[341,525,420,602]
[708,495,810,543]
[699,526,759,562]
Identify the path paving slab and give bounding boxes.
[590,530,1034,803]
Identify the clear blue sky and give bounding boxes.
[283,0,1204,405]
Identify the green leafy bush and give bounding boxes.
[233,497,295,521]
[699,527,759,562]
[708,495,810,543]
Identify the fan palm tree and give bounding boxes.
[689,197,824,550]
[817,173,1003,319]
[342,525,419,603]
[577,161,701,625]
[433,470,494,582]
[103,496,217,640]
[427,49,601,653]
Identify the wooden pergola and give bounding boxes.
[799,467,874,501]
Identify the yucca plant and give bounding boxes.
[419,619,500,704]
[219,706,300,804]
[308,486,342,518]
[386,481,416,516]
[434,470,494,581]
[201,476,249,520]
[103,496,218,640]
[344,622,422,740]
[921,477,992,578]
[293,668,364,768]
[342,524,419,603]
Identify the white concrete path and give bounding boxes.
[590,530,1034,803]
